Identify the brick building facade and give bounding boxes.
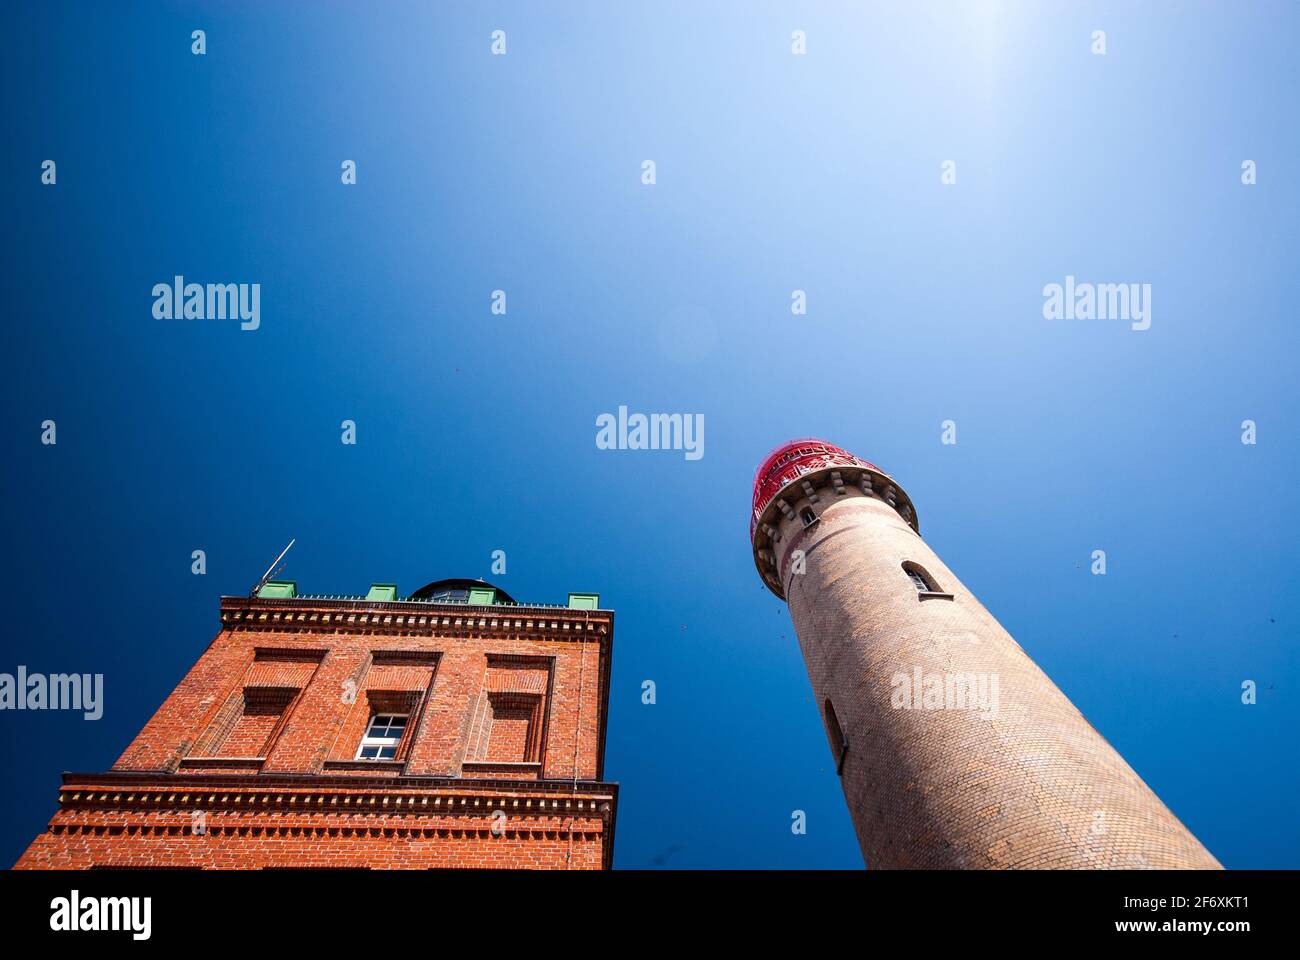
[15,578,617,870]
[751,439,1220,869]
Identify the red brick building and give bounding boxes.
[15,577,617,870]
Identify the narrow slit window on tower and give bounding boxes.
[356,713,408,760]
[824,699,848,775]
[800,507,817,528]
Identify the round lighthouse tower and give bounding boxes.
[750,439,1220,869]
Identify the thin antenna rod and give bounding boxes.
[251,538,296,596]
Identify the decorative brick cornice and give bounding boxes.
[59,770,618,800]
[219,596,613,644]
[50,773,618,848]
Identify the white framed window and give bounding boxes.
[356,713,408,760]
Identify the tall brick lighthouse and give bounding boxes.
[750,439,1219,869]
[16,577,617,869]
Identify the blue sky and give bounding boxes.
[2,1,1296,869]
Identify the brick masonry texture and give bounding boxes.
[768,479,1220,870]
[15,596,617,870]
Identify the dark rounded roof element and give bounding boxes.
[409,578,516,604]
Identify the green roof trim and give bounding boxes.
[250,580,593,609]
[257,580,297,599]
[467,586,497,606]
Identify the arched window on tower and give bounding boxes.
[824,699,848,775]
[902,561,954,600]
[800,507,818,529]
[903,561,939,593]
